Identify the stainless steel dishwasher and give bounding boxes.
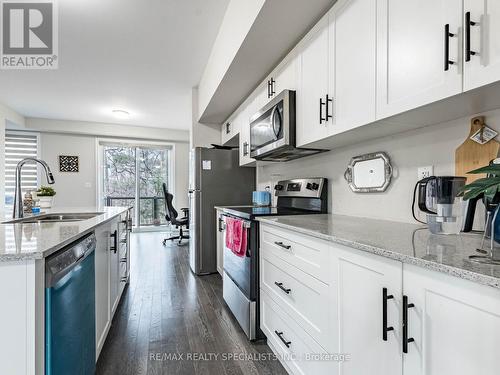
[45,232,97,375]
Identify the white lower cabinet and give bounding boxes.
[333,244,402,375]
[403,263,500,375]
[260,223,500,375]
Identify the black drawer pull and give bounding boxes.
[274,282,291,294]
[403,295,415,353]
[382,288,394,341]
[274,241,291,250]
[274,330,291,348]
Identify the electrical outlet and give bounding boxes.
[417,166,434,180]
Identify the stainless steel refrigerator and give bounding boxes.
[189,147,255,275]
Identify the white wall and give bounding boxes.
[257,108,500,224]
[0,103,26,214]
[39,133,97,207]
[198,0,265,119]
[190,88,221,148]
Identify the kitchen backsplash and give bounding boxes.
[257,108,500,224]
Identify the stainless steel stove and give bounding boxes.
[220,178,328,340]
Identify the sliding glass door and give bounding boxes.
[100,142,171,228]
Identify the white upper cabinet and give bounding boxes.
[333,0,376,134]
[297,13,334,147]
[274,56,299,95]
[239,103,255,166]
[403,264,500,375]
[220,113,240,146]
[376,0,463,120]
[463,1,500,91]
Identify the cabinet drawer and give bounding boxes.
[261,253,336,352]
[260,224,331,283]
[261,290,337,375]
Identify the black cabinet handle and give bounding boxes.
[325,94,333,120]
[274,241,291,250]
[274,282,291,294]
[218,217,224,232]
[110,230,118,254]
[267,80,271,98]
[382,288,394,341]
[270,78,276,97]
[403,295,415,353]
[319,98,326,124]
[274,330,291,348]
[226,122,231,134]
[444,24,456,71]
[465,12,478,62]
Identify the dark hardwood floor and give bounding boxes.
[96,232,287,375]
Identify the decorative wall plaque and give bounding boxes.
[59,155,79,172]
[344,152,393,193]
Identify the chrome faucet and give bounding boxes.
[13,158,55,219]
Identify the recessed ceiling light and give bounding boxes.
[112,109,130,119]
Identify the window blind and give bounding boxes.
[5,132,39,206]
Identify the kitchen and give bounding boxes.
[2,0,500,374]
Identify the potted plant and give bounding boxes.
[37,186,56,209]
[459,163,500,241]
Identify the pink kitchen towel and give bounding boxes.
[225,217,247,257]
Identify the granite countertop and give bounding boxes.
[0,206,130,262]
[257,214,500,289]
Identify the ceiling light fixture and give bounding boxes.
[112,109,130,119]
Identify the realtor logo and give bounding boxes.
[0,0,58,69]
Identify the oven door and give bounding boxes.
[250,90,295,159]
[222,214,255,298]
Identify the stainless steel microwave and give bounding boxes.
[249,90,325,162]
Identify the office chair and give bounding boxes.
[162,183,189,245]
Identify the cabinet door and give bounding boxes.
[333,0,376,134]
[376,0,463,120]
[403,264,500,375]
[333,245,402,375]
[297,14,332,147]
[463,1,500,91]
[216,210,224,275]
[239,104,255,166]
[94,223,111,356]
[109,222,120,316]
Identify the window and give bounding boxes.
[4,131,39,210]
[98,140,172,228]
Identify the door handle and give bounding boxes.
[382,288,394,341]
[270,78,276,97]
[325,94,333,120]
[110,230,118,254]
[267,80,271,98]
[226,122,231,134]
[319,98,326,124]
[444,24,456,71]
[274,241,291,250]
[402,295,415,353]
[274,282,291,294]
[274,330,291,348]
[218,217,225,232]
[465,12,478,62]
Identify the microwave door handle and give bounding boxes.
[271,106,281,138]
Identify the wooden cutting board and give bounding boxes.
[455,116,500,183]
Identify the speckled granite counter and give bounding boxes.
[0,206,129,262]
[257,214,500,289]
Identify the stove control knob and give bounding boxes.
[311,183,320,190]
[274,184,284,191]
[306,183,313,190]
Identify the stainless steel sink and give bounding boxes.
[3,212,104,224]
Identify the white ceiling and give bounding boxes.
[0,0,229,130]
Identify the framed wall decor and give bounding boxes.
[59,155,79,172]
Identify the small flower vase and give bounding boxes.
[38,196,54,209]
